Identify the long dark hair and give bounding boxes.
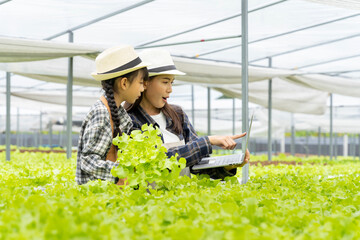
[101,68,149,140]
[125,76,183,135]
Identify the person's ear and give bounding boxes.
[143,80,148,90]
[118,77,128,90]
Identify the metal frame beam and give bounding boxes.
[45,0,153,40]
[135,35,241,49]
[250,33,360,63]
[196,13,360,58]
[307,69,360,75]
[296,53,360,69]
[0,0,11,5]
[136,0,288,47]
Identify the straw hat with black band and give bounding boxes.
[139,49,185,77]
[92,45,149,81]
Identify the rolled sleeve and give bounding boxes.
[166,136,212,167]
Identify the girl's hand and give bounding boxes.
[116,178,128,185]
[208,132,246,150]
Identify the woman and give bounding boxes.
[126,49,250,179]
[76,45,149,185]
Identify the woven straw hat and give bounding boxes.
[92,45,149,81]
[139,49,185,77]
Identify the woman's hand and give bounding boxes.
[224,149,250,171]
[208,132,246,150]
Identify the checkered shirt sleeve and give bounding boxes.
[75,100,133,185]
[169,109,237,179]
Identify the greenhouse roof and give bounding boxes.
[1,0,360,116]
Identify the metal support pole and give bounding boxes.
[207,87,211,135]
[330,93,333,160]
[353,134,356,160]
[349,134,352,158]
[0,116,2,146]
[318,127,321,157]
[61,123,66,148]
[232,98,235,135]
[59,127,63,147]
[5,72,11,161]
[16,108,19,147]
[280,134,285,153]
[305,131,309,158]
[39,112,43,147]
[241,0,249,184]
[268,57,272,161]
[66,31,74,159]
[274,139,277,155]
[253,139,256,155]
[191,85,195,128]
[49,121,53,149]
[334,133,337,160]
[343,134,348,157]
[34,130,38,147]
[350,134,353,159]
[358,134,360,160]
[291,113,295,156]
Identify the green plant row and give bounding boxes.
[0,126,359,239]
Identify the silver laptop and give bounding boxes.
[192,114,253,170]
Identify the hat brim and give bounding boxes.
[91,62,149,81]
[149,69,186,77]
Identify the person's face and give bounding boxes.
[122,71,145,104]
[143,74,174,109]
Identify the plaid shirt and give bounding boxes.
[128,105,236,180]
[76,98,133,185]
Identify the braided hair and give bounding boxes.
[101,68,149,144]
[101,78,122,138]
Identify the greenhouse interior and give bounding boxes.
[1,0,360,239]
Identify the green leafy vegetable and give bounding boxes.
[111,124,187,190]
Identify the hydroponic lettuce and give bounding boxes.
[1,150,360,239]
[111,124,187,189]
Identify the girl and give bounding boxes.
[126,49,250,179]
[76,45,149,185]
